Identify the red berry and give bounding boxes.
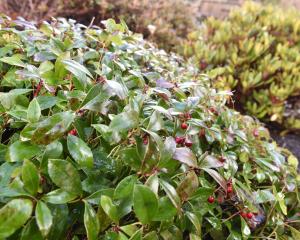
[240,212,247,218]
[175,136,184,144]
[209,107,217,114]
[200,60,208,70]
[227,186,233,193]
[246,212,253,219]
[219,156,226,163]
[143,136,149,145]
[69,129,77,136]
[207,196,215,203]
[181,122,188,130]
[185,140,193,147]
[253,129,259,137]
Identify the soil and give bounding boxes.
[269,125,300,168]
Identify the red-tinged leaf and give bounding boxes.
[199,155,223,169]
[173,147,197,168]
[203,168,227,191]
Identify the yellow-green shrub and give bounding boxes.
[183,2,300,130]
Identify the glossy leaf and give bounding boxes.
[30,111,75,145]
[100,195,119,223]
[186,211,201,235]
[133,184,158,224]
[27,98,41,123]
[67,135,93,169]
[22,159,39,196]
[173,147,197,168]
[159,179,181,210]
[35,201,53,237]
[48,159,82,195]
[84,201,99,240]
[43,189,78,204]
[6,141,40,162]
[0,199,33,238]
[114,175,137,200]
[20,219,43,240]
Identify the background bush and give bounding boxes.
[0,0,197,51]
[0,16,299,239]
[183,2,300,130]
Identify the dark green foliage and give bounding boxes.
[0,16,299,239]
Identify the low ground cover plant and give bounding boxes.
[0,16,299,239]
[183,2,300,130]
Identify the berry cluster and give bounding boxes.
[68,128,77,136]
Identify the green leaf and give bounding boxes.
[36,96,57,110]
[189,233,201,240]
[240,217,250,239]
[22,159,39,196]
[0,89,31,109]
[143,231,159,240]
[159,137,176,166]
[6,141,40,162]
[62,59,92,88]
[176,171,199,201]
[147,111,164,131]
[30,111,75,145]
[48,159,82,195]
[84,201,99,240]
[38,61,54,74]
[289,226,300,239]
[159,179,181,211]
[46,204,69,239]
[133,184,158,224]
[203,168,227,191]
[153,196,177,221]
[145,174,159,195]
[114,175,137,200]
[288,154,298,169]
[100,195,119,223]
[35,201,53,237]
[0,54,25,67]
[273,186,287,215]
[27,98,41,123]
[20,219,43,240]
[80,83,109,112]
[186,211,201,235]
[63,59,93,78]
[0,199,33,238]
[253,190,275,204]
[129,229,142,240]
[105,80,128,99]
[120,148,141,170]
[43,189,78,204]
[120,224,138,237]
[109,110,139,132]
[206,216,222,231]
[227,231,242,240]
[67,135,93,169]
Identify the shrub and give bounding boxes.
[0,16,299,239]
[183,2,300,130]
[0,0,197,51]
